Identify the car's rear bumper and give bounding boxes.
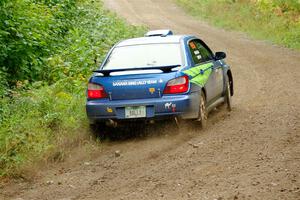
[86,93,199,123]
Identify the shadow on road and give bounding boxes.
[91,119,181,141]
[91,103,233,142]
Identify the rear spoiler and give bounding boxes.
[93,65,181,77]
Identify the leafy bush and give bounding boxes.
[0,0,74,89]
[0,0,144,92]
[256,0,300,13]
[0,79,86,176]
[0,0,145,177]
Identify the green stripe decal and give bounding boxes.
[183,63,213,87]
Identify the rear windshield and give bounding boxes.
[102,43,182,69]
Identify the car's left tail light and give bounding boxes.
[163,75,189,94]
[87,83,108,99]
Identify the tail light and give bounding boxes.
[87,83,108,99]
[163,75,189,94]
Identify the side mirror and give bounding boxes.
[214,52,226,60]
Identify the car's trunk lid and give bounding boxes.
[91,69,178,100]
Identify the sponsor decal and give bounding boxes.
[189,42,196,49]
[149,88,155,94]
[172,104,176,112]
[183,62,213,87]
[113,79,157,87]
[165,102,176,112]
[165,102,172,109]
[106,107,113,113]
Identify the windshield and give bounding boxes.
[103,43,182,69]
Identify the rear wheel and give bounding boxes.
[225,76,232,111]
[198,92,207,128]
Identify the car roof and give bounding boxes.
[116,35,188,47]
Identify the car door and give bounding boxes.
[187,39,223,103]
[199,40,224,101]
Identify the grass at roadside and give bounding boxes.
[175,0,300,50]
[0,0,145,178]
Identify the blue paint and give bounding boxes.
[86,31,232,124]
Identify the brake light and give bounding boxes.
[87,83,108,99]
[163,75,189,94]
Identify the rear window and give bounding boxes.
[103,43,182,69]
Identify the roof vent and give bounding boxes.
[145,30,173,37]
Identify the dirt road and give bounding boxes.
[1,0,299,199]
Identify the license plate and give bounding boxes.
[125,106,146,118]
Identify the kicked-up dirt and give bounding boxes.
[1,0,299,199]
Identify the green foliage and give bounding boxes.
[0,79,86,176]
[175,0,300,50]
[0,0,74,89]
[0,0,145,177]
[256,0,300,13]
[0,0,144,94]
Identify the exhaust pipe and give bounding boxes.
[149,119,155,124]
[106,119,118,128]
[174,117,180,128]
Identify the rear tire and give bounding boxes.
[225,76,232,111]
[198,92,208,129]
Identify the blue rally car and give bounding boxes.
[86,30,233,131]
